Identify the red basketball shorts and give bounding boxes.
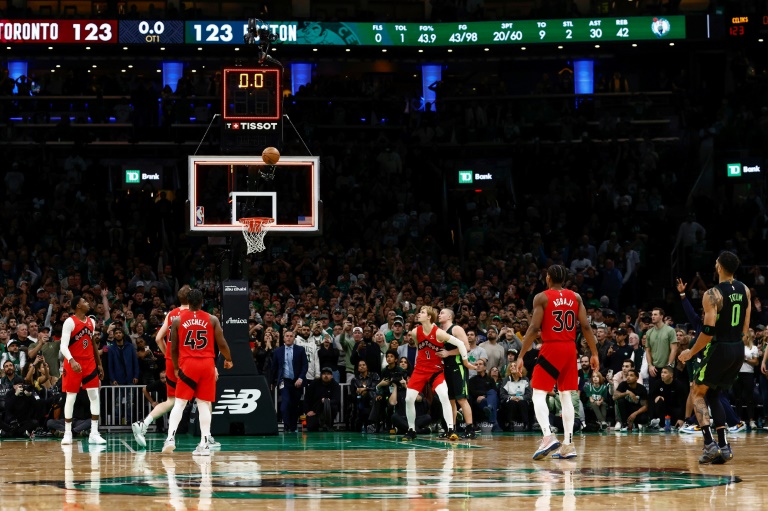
[165,357,177,398]
[176,358,216,402]
[407,367,446,394]
[62,359,99,393]
[530,341,578,392]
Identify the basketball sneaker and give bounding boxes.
[712,444,733,464]
[437,430,448,439]
[61,432,73,445]
[132,421,148,448]
[698,442,722,464]
[551,443,577,459]
[207,436,221,448]
[88,431,107,445]
[162,438,176,454]
[461,428,477,440]
[728,421,746,433]
[679,424,701,434]
[193,441,211,457]
[401,429,417,441]
[533,435,561,460]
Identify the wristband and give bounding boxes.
[679,293,685,298]
[702,324,715,336]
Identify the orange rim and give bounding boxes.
[239,217,274,233]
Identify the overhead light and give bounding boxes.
[234,47,240,51]
[191,69,197,73]
[521,47,526,50]
[85,46,91,50]
[56,64,60,68]
[760,38,765,42]
[6,46,10,50]
[484,48,489,51]
[123,46,128,50]
[418,49,423,53]
[92,64,97,68]
[121,69,126,73]
[557,45,563,49]
[197,47,202,51]
[447,49,453,52]
[160,47,165,51]
[632,43,637,47]
[594,44,600,48]
[382,49,387,52]
[48,46,53,50]
[669,42,674,46]
[156,69,161,73]
[50,69,55,73]
[346,48,350,52]
[128,65,133,68]
[312,48,318,52]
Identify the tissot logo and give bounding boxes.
[226,122,278,130]
[213,389,261,415]
[224,285,247,292]
[226,317,248,324]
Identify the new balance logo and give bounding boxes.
[213,389,261,415]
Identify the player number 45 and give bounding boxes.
[184,330,209,350]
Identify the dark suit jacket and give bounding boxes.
[272,344,308,384]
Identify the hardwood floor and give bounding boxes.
[1,430,763,510]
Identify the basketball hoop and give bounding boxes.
[239,217,274,254]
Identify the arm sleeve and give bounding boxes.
[445,335,468,359]
[59,318,75,362]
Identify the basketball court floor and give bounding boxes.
[2,430,762,510]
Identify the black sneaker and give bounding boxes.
[698,442,722,464]
[461,427,477,440]
[401,429,417,441]
[437,430,448,439]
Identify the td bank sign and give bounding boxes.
[125,170,161,184]
[458,170,493,184]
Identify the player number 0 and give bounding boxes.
[731,304,740,327]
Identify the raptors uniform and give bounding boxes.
[176,309,217,402]
[162,307,184,397]
[407,325,446,393]
[530,289,580,392]
[62,316,99,393]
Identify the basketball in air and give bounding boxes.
[262,146,280,165]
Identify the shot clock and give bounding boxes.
[221,67,282,153]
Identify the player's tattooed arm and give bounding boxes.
[705,287,723,312]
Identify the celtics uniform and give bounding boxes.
[443,325,468,400]
[696,280,748,390]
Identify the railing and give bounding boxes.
[99,382,354,432]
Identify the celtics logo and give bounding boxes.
[297,22,361,45]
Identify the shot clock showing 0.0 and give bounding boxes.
[222,68,281,122]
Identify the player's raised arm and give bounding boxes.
[576,293,599,371]
[518,292,546,365]
[211,316,233,369]
[59,317,81,373]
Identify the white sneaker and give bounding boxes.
[749,420,757,430]
[728,421,747,433]
[132,421,148,448]
[89,431,107,445]
[162,439,176,454]
[193,441,211,456]
[614,422,622,430]
[207,436,221,448]
[649,418,661,429]
[61,432,73,445]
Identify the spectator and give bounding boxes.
[0,340,26,376]
[272,330,307,433]
[350,360,379,432]
[583,371,610,428]
[498,364,532,431]
[644,307,677,387]
[304,367,341,432]
[468,359,501,432]
[649,366,687,428]
[108,328,139,385]
[734,329,759,430]
[466,330,488,378]
[613,369,649,431]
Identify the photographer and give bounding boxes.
[27,325,60,378]
[2,383,39,438]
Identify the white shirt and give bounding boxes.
[741,345,759,373]
[294,335,320,380]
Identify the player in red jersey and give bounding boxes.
[163,289,233,456]
[519,265,599,460]
[59,296,106,445]
[132,285,191,449]
[401,306,474,441]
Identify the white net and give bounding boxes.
[240,218,274,254]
